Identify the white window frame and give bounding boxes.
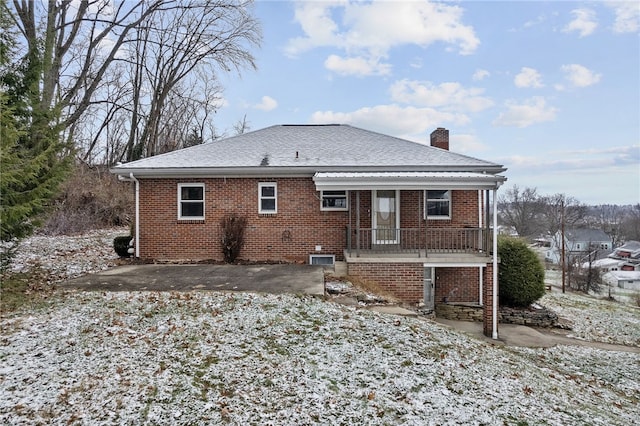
[320,190,348,211]
[258,182,277,214]
[177,183,205,220]
[309,254,335,265]
[424,190,451,220]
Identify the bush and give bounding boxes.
[114,236,132,258]
[221,214,247,263]
[42,163,133,235]
[498,236,545,307]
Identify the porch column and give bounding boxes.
[348,190,352,256]
[356,190,361,257]
[418,189,423,257]
[482,187,499,339]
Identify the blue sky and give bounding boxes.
[214,0,639,205]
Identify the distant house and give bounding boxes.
[602,270,640,291]
[545,228,613,264]
[111,125,507,338]
[610,241,640,263]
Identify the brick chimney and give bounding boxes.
[430,127,449,150]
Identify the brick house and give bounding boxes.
[111,125,507,338]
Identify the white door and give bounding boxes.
[372,190,399,244]
[424,267,435,310]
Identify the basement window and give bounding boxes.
[259,182,277,214]
[309,254,335,266]
[321,190,348,211]
[178,183,205,220]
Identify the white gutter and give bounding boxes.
[117,172,140,258]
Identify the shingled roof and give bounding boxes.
[111,124,506,177]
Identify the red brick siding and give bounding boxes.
[483,264,497,337]
[138,181,483,265]
[434,267,481,303]
[139,177,349,262]
[348,262,424,304]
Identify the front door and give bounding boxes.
[372,190,399,244]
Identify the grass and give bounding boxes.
[0,268,56,314]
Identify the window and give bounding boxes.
[321,190,348,211]
[425,190,451,219]
[178,183,204,220]
[259,182,277,214]
[309,254,335,265]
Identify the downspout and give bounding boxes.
[492,186,500,340]
[130,173,140,258]
[118,173,140,258]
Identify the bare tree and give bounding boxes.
[571,243,602,294]
[122,1,260,161]
[541,193,588,237]
[498,185,544,239]
[233,114,251,135]
[620,204,640,242]
[7,0,260,163]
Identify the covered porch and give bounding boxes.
[314,171,505,339]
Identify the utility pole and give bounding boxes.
[561,196,566,293]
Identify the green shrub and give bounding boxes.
[113,236,132,258]
[498,236,545,307]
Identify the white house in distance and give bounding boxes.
[600,241,640,291]
[545,228,613,264]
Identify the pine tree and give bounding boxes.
[0,1,71,240]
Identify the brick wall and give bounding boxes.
[138,179,483,265]
[348,262,424,304]
[434,267,481,303]
[139,177,349,262]
[483,264,497,337]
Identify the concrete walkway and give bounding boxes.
[60,264,325,297]
[436,318,640,353]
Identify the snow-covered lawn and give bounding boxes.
[1,291,639,425]
[1,229,639,424]
[540,292,640,347]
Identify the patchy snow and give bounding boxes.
[1,230,639,424]
[540,292,640,347]
[1,228,127,282]
[1,291,639,425]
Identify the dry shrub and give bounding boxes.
[346,275,400,303]
[221,214,247,263]
[42,163,133,235]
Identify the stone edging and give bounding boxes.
[435,302,559,328]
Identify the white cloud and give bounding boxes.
[286,1,479,76]
[324,54,391,77]
[451,134,488,153]
[606,1,640,33]
[472,69,490,81]
[492,97,558,128]
[310,104,469,142]
[560,64,601,88]
[514,67,544,88]
[563,8,598,37]
[389,79,494,113]
[252,96,278,111]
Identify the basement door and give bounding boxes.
[424,267,435,311]
[372,190,399,245]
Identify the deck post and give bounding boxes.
[356,190,361,257]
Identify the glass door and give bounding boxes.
[424,267,435,310]
[372,190,399,244]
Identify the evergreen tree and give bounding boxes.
[0,1,71,240]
